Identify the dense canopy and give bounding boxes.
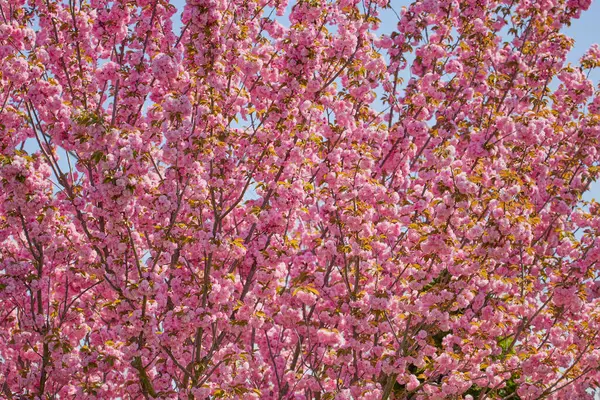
[1,0,600,398]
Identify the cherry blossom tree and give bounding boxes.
[1,0,600,398]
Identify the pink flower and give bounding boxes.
[151,53,177,81]
[406,374,420,391]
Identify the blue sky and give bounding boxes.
[566,1,600,201]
